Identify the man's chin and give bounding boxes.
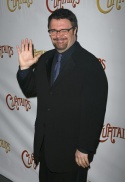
[54,45,67,52]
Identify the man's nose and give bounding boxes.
[56,31,61,37]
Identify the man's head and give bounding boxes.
[48,9,78,53]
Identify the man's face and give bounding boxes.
[49,18,77,53]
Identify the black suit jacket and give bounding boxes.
[17,42,108,172]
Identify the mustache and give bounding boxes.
[53,38,67,41]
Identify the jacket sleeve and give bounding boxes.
[78,57,108,153]
[16,65,37,98]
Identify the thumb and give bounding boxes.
[34,53,41,63]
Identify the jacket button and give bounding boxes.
[50,92,52,95]
[47,108,51,111]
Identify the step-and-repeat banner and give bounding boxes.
[0,1,125,182]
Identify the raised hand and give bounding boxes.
[16,38,41,70]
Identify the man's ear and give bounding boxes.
[74,27,78,38]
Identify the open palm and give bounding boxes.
[17,39,41,70]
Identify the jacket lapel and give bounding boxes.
[45,54,54,85]
[45,42,82,88]
[56,42,82,84]
[51,56,75,88]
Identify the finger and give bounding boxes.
[29,39,32,52]
[78,158,86,168]
[81,158,88,168]
[16,45,21,54]
[21,39,25,52]
[75,156,80,166]
[25,38,29,51]
[84,155,90,166]
[81,156,89,168]
[34,53,41,63]
[75,155,86,168]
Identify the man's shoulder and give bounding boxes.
[74,43,97,63]
[37,49,55,65]
[41,48,56,58]
[74,43,104,71]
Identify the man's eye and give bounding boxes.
[50,30,56,33]
[61,30,68,33]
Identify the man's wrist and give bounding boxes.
[20,66,30,70]
[77,148,89,154]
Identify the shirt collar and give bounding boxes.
[56,41,78,57]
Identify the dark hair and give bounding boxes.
[48,8,78,29]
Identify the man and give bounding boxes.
[17,9,108,182]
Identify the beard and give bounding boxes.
[52,37,68,51]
